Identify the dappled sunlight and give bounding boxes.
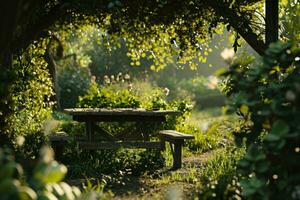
[0,0,298,199]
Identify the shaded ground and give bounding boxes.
[65,108,233,199]
[108,150,216,200]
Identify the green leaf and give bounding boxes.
[239,159,250,168]
[107,2,114,9]
[271,120,290,137]
[249,177,265,189]
[275,139,286,150]
[240,104,249,115]
[34,162,67,184]
[265,133,280,142]
[18,186,37,200]
[253,152,266,162]
[255,161,269,173]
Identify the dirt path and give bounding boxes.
[109,150,216,200]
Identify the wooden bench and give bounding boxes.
[159,130,194,169]
[49,132,70,159]
[49,130,194,170]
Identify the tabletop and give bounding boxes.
[64,108,180,116]
[64,108,181,122]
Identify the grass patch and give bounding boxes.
[51,107,242,199]
[197,147,245,199]
[178,108,236,153]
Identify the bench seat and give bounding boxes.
[78,141,163,150]
[49,130,194,170]
[159,130,194,169]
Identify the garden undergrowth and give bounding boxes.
[54,107,239,199]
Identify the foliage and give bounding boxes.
[3,43,53,149]
[0,146,111,200]
[280,0,300,41]
[0,0,272,151]
[62,144,164,184]
[16,132,48,160]
[183,120,234,153]
[58,65,92,108]
[81,27,152,80]
[197,147,245,200]
[222,41,300,199]
[178,76,225,108]
[0,0,267,72]
[78,80,140,109]
[59,79,193,182]
[0,68,16,147]
[77,77,192,121]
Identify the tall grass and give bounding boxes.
[197,147,245,200]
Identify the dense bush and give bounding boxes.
[78,80,140,109]
[183,120,234,153]
[77,78,193,133]
[58,65,92,109]
[222,41,300,199]
[0,146,110,200]
[3,43,53,152]
[158,75,225,109]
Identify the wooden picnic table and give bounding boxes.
[64,108,180,149]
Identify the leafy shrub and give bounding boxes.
[172,109,236,153]
[77,78,193,134]
[0,68,16,145]
[17,131,48,160]
[183,121,233,153]
[62,144,164,183]
[159,75,225,108]
[0,146,111,200]
[58,65,92,108]
[2,43,53,151]
[78,81,140,109]
[222,41,300,199]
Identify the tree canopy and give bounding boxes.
[0,0,269,70]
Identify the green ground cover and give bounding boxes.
[54,107,240,199]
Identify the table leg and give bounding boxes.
[135,122,162,141]
[85,121,94,142]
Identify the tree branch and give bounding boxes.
[13,3,66,53]
[209,2,267,55]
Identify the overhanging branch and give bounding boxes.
[209,2,267,55]
[13,3,66,53]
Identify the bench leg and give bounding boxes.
[160,139,166,151]
[172,140,183,169]
[50,141,65,161]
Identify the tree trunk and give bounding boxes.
[265,0,279,46]
[0,51,14,147]
[45,48,61,110]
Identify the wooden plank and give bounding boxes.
[49,132,70,142]
[93,125,115,141]
[115,132,146,141]
[73,115,167,122]
[78,141,163,150]
[64,108,180,117]
[159,130,194,140]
